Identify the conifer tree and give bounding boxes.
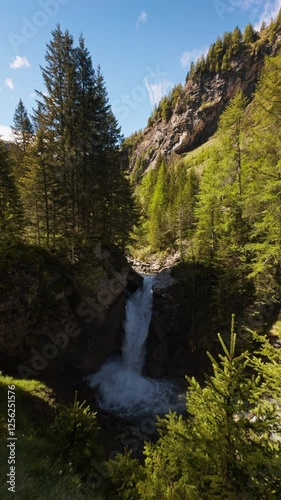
[12,99,33,155]
[194,148,223,263]
[214,36,223,72]
[222,31,232,52]
[148,160,169,250]
[175,165,199,260]
[135,318,281,499]
[194,91,250,305]
[0,141,23,238]
[207,43,216,72]
[231,26,243,55]
[189,61,195,78]
[29,25,137,255]
[243,23,256,44]
[11,99,34,184]
[243,54,281,294]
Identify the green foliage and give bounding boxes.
[231,26,243,54]
[242,54,281,296]
[160,96,173,122]
[0,373,57,437]
[132,319,281,498]
[185,17,279,82]
[48,391,103,474]
[0,436,86,500]
[243,23,256,44]
[12,99,33,153]
[9,26,139,257]
[0,140,24,237]
[148,161,169,249]
[194,90,252,305]
[0,375,103,499]
[135,47,281,307]
[171,83,183,108]
[134,157,200,256]
[106,450,143,499]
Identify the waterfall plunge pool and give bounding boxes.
[86,275,186,418]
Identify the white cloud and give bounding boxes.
[254,0,281,29]
[180,48,208,69]
[5,78,14,90]
[10,55,31,70]
[144,78,174,106]
[136,10,147,29]
[231,0,262,10]
[214,0,280,25]
[0,125,13,142]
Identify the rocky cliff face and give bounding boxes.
[145,264,281,380]
[128,33,281,174]
[145,267,215,380]
[0,242,143,383]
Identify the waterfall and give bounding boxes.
[87,275,184,417]
[122,275,155,373]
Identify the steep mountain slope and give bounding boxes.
[126,23,281,178]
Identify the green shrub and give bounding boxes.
[106,449,143,499]
[48,391,103,474]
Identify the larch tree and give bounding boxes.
[243,54,281,296]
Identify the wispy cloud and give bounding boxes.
[144,78,173,106]
[136,10,148,29]
[5,78,14,90]
[231,0,262,10]
[215,0,281,26]
[10,55,31,70]
[180,48,208,69]
[0,125,13,141]
[254,0,281,29]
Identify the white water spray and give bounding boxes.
[122,275,155,372]
[87,275,184,416]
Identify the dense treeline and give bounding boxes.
[0,26,138,258]
[134,50,281,305]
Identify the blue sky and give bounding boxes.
[0,0,280,141]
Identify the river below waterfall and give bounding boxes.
[86,275,186,417]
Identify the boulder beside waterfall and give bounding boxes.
[145,266,213,380]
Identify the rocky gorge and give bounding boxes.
[1,241,279,397]
[0,242,142,391]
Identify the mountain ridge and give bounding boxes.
[125,20,281,179]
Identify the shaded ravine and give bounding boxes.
[87,275,185,417]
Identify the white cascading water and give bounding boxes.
[87,275,184,417]
[122,275,155,373]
